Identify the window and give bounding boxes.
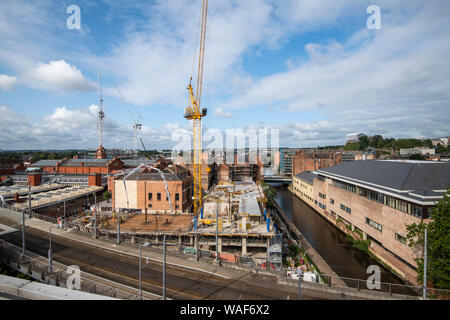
[366,217,382,232]
[148,193,152,201]
[157,193,161,201]
[395,233,406,245]
[175,193,180,201]
[340,204,345,210]
[330,199,334,204]
[175,205,179,209]
[148,204,152,208]
[346,207,351,214]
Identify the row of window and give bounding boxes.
[332,179,425,218]
[340,203,351,214]
[148,193,180,201]
[365,217,382,232]
[318,192,326,199]
[147,203,180,209]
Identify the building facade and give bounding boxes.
[110,165,193,213]
[292,149,342,177]
[292,171,315,206]
[308,160,450,284]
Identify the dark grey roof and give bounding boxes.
[317,160,450,204]
[31,160,60,167]
[295,171,315,184]
[122,159,157,167]
[61,159,109,167]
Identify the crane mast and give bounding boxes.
[115,83,143,158]
[185,0,208,215]
[97,72,105,147]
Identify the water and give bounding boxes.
[274,185,410,288]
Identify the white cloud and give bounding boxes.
[0,74,17,91]
[22,60,95,92]
[213,107,234,119]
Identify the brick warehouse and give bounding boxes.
[304,160,450,284]
[29,157,124,174]
[110,164,193,213]
[292,149,342,177]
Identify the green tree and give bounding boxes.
[103,191,112,200]
[406,189,450,291]
[260,181,277,207]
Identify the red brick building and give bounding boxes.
[30,158,124,174]
[292,150,342,177]
[110,165,193,213]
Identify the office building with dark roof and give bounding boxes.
[298,160,449,284]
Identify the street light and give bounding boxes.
[139,242,150,300]
[297,269,303,300]
[48,226,53,273]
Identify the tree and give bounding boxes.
[406,189,450,291]
[103,191,112,201]
[260,181,277,207]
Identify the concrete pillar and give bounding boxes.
[363,232,367,240]
[218,237,222,253]
[189,235,193,246]
[178,235,182,245]
[131,236,135,244]
[242,237,247,256]
[351,224,355,231]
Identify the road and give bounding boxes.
[0,220,347,300]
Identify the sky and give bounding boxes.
[0,0,449,151]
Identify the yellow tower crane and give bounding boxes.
[184,0,208,214]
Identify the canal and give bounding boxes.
[274,184,411,288]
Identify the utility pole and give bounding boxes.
[139,244,142,300]
[117,210,121,245]
[21,209,26,256]
[63,200,66,230]
[28,183,31,218]
[423,227,428,300]
[298,270,303,300]
[163,235,167,300]
[48,226,53,273]
[195,216,199,261]
[138,242,150,300]
[94,193,98,238]
[215,197,219,262]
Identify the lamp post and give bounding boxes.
[423,227,428,300]
[163,235,167,300]
[48,226,53,273]
[21,209,26,256]
[215,197,219,262]
[139,242,150,300]
[298,269,303,300]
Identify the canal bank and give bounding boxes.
[270,201,347,287]
[274,184,412,289]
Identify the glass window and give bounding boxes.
[175,193,180,201]
[148,193,152,201]
[395,233,406,245]
[157,193,161,201]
